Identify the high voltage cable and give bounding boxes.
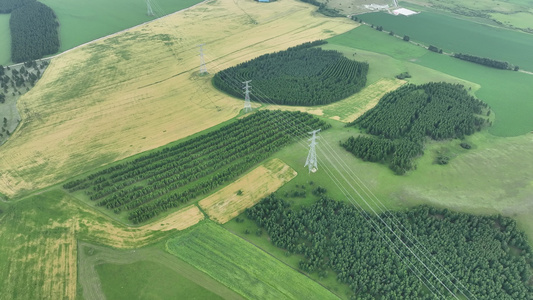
[138,1,475,298]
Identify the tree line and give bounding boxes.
[64,110,330,223]
[213,41,369,106]
[343,82,489,174]
[453,53,519,70]
[9,1,59,63]
[246,195,533,299]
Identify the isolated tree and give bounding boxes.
[403,35,410,42]
[514,65,519,71]
[389,31,394,36]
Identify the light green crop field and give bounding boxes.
[40,0,203,53]
[97,261,225,300]
[491,12,533,29]
[0,14,10,65]
[97,261,224,300]
[356,11,533,71]
[328,25,533,137]
[79,242,241,300]
[402,0,533,30]
[166,221,341,300]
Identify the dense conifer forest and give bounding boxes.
[64,110,330,223]
[342,82,489,174]
[213,41,369,106]
[247,195,533,300]
[9,1,59,62]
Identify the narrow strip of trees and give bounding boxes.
[453,53,518,70]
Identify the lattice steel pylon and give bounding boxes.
[243,80,252,113]
[198,44,207,74]
[304,129,321,173]
[146,0,155,16]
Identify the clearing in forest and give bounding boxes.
[268,78,404,123]
[0,0,356,197]
[199,158,297,224]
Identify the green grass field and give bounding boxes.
[0,14,10,65]
[166,221,341,300]
[356,11,533,71]
[78,242,241,300]
[328,25,533,137]
[40,0,203,54]
[97,261,224,300]
[402,0,533,31]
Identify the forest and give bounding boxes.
[64,110,329,223]
[343,82,489,174]
[246,195,533,300]
[213,41,368,106]
[9,1,60,63]
[453,53,517,70]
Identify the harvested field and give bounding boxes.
[0,0,356,197]
[199,158,297,224]
[267,78,405,123]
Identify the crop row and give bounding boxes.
[64,110,330,223]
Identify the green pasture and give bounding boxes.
[357,11,533,71]
[491,12,533,29]
[266,120,533,240]
[39,0,202,53]
[328,25,533,136]
[0,14,9,65]
[166,221,340,300]
[82,242,239,300]
[97,261,223,300]
[401,0,533,18]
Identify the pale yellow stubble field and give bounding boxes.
[0,0,356,197]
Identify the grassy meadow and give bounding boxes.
[96,261,225,300]
[0,0,356,198]
[328,25,533,137]
[403,0,533,31]
[357,11,533,71]
[0,14,10,65]
[79,242,241,300]
[166,221,341,300]
[39,0,203,53]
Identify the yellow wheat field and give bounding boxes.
[0,0,356,197]
[199,158,297,224]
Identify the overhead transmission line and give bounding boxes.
[138,1,477,298]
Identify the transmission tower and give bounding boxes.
[146,0,155,16]
[198,44,207,74]
[242,80,252,113]
[304,129,321,173]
